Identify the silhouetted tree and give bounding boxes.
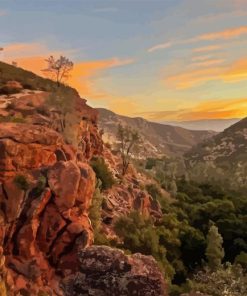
[42,55,73,86]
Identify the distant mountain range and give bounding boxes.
[185,117,247,188]
[159,118,241,132]
[97,108,216,157]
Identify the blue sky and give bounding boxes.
[1,0,247,120]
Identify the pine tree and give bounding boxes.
[206,224,224,270]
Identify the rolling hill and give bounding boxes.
[185,117,247,188]
[97,108,216,157]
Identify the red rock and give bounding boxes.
[62,246,167,296]
[0,90,164,295]
[48,160,81,210]
[36,203,66,253]
[1,180,25,223]
[77,162,95,211]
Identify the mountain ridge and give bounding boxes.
[97,107,217,157]
[185,116,247,189]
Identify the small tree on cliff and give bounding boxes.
[42,55,73,86]
[117,124,141,176]
[206,224,224,270]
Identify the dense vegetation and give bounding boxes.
[90,157,115,190]
[88,144,247,295]
[113,179,247,294]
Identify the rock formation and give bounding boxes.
[62,245,167,296]
[0,88,166,295]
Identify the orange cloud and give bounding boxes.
[3,42,134,99]
[138,98,247,121]
[221,58,247,82]
[3,42,52,60]
[166,67,224,88]
[192,45,222,53]
[107,98,139,115]
[193,59,225,68]
[196,25,247,41]
[166,57,247,88]
[69,58,134,99]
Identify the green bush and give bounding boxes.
[14,175,30,191]
[90,157,115,190]
[146,183,162,200]
[89,181,113,246]
[34,175,47,195]
[114,211,175,279]
[235,252,247,269]
[145,158,157,170]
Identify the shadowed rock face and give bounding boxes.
[62,246,167,296]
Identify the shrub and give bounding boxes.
[14,175,30,191]
[34,175,47,195]
[145,158,157,170]
[146,183,162,200]
[235,252,247,269]
[89,181,113,246]
[114,211,174,279]
[90,157,115,190]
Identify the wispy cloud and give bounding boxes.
[192,45,222,53]
[148,26,247,53]
[194,25,247,41]
[147,42,173,53]
[192,59,225,68]
[165,57,247,88]
[138,98,247,121]
[192,55,213,62]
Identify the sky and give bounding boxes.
[1,0,247,121]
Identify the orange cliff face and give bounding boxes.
[0,88,166,295]
[0,90,103,294]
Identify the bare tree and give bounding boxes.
[42,55,73,86]
[117,124,141,176]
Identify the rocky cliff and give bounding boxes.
[0,82,166,295]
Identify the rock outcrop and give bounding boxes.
[0,124,97,294]
[0,90,166,295]
[62,245,167,296]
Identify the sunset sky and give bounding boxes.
[1,0,247,121]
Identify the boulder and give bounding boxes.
[62,245,167,296]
